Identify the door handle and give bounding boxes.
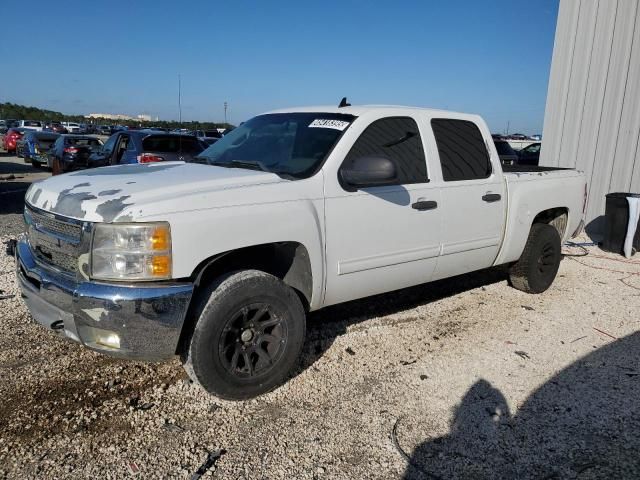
[482,193,501,203]
[412,200,438,211]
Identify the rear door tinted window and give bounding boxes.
[142,135,203,154]
[344,117,427,185]
[431,119,491,181]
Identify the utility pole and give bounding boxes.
[178,74,182,124]
[224,102,228,126]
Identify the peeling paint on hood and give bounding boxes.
[25,162,287,222]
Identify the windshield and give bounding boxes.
[196,112,355,179]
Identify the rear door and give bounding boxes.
[324,116,441,306]
[428,118,506,280]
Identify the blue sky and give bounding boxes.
[0,0,558,133]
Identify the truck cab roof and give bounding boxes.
[265,104,480,119]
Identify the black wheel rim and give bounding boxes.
[218,303,287,378]
[537,242,556,274]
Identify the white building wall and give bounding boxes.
[541,0,640,228]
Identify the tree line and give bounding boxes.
[0,102,233,130]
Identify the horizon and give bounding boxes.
[0,0,558,134]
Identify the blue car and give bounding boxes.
[20,131,60,166]
[88,130,206,167]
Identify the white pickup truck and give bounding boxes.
[16,104,586,399]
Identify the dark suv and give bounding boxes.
[47,135,104,175]
[89,130,206,167]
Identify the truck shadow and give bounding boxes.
[0,158,37,175]
[298,266,508,374]
[401,331,640,479]
[0,181,31,214]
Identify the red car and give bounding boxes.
[2,128,29,154]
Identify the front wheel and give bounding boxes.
[182,270,306,400]
[509,223,562,294]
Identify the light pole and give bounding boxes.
[224,102,228,126]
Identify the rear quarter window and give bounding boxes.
[142,135,203,154]
[431,119,492,181]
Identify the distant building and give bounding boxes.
[541,0,640,230]
[86,113,152,122]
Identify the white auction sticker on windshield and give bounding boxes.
[308,119,350,131]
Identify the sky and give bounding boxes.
[0,0,559,133]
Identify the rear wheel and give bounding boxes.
[182,270,306,400]
[51,158,63,175]
[509,223,562,294]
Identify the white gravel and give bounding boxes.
[0,233,639,479]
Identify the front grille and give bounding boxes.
[28,208,82,242]
[25,206,84,274]
[34,245,79,272]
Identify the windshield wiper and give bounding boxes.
[209,160,266,172]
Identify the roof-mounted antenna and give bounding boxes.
[338,97,351,108]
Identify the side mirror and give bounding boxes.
[339,155,397,191]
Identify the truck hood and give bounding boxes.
[25,162,287,222]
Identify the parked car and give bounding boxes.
[96,125,112,135]
[2,127,30,154]
[88,130,205,167]
[0,119,18,134]
[517,142,541,166]
[43,122,69,134]
[19,104,587,400]
[507,133,530,141]
[62,122,81,133]
[17,120,43,131]
[195,129,222,145]
[493,139,519,165]
[15,136,26,158]
[46,135,104,174]
[20,131,60,165]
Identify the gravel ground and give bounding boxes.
[0,208,639,477]
[0,153,50,236]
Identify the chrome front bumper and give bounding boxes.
[15,236,194,361]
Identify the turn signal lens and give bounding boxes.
[151,225,170,251]
[151,255,171,276]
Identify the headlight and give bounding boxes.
[91,222,172,281]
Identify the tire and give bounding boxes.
[51,158,63,175]
[509,223,562,294]
[182,270,306,400]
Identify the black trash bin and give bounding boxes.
[602,192,640,255]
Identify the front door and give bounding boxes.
[323,116,441,306]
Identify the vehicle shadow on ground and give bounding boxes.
[0,158,36,175]
[0,181,31,214]
[401,331,640,479]
[296,266,508,374]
